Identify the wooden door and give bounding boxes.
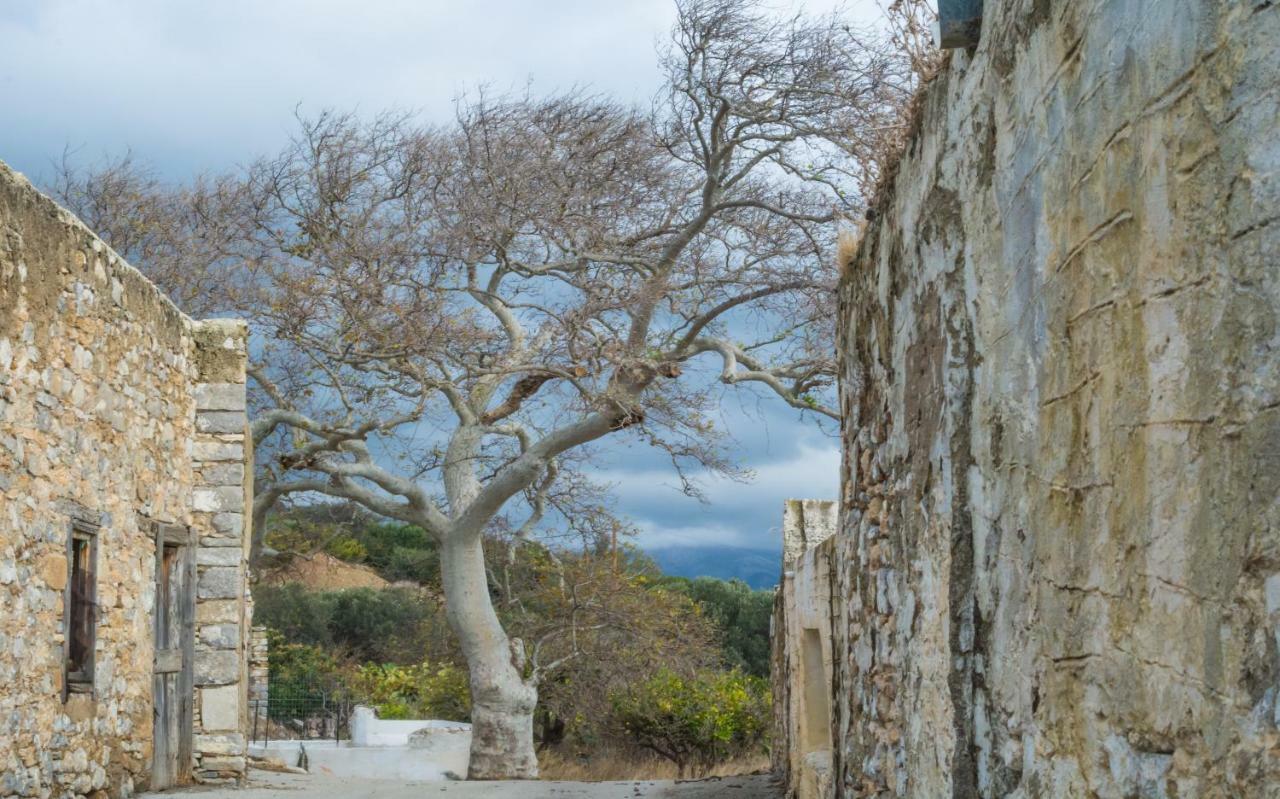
[151,523,195,789]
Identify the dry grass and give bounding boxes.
[837,221,868,278]
[858,0,950,221]
[538,748,771,782]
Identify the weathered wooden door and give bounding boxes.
[151,522,195,789]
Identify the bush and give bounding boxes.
[254,584,437,664]
[611,668,770,777]
[355,522,440,586]
[351,660,471,722]
[265,634,348,718]
[255,583,335,648]
[327,587,435,663]
[659,577,774,677]
[325,536,368,563]
[382,545,440,585]
[262,506,440,588]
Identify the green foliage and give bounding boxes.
[659,576,774,677]
[265,633,347,718]
[254,582,333,648]
[256,507,772,768]
[264,505,440,588]
[351,660,471,722]
[381,544,441,585]
[325,536,368,563]
[348,521,439,585]
[254,583,437,664]
[611,668,770,776]
[328,587,434,662]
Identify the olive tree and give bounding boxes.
[54,0,911,777]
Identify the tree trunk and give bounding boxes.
[440,531,539,779]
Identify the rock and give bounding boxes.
[193,486,243,512]
[195,651,241,687]
[192,441,244,463]
[198,567,241,599]
[196,411,247,434]
[200,685,241,731]
[193,383,246,412]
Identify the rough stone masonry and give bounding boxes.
[790,0,1280,796]
[0,161,252,796]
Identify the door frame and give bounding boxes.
[149,519,196,789]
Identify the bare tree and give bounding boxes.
[50,149,253,318]
[54,0,912,777]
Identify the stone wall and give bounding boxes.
[190,323,253,783]
[248,626,269,715]
[830,0,1280,796]
[772,500,838,799]
[0,161,251,796]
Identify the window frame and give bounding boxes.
[63,517,100,699]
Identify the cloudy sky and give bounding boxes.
[0,0,881,554]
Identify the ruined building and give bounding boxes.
[774,0,1280,796]
[773,500,839,798]
[0,162,252,796]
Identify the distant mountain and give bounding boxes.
[646,545,782,591]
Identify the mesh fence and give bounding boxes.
[250,678,354,745]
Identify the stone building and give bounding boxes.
[0,161,252,796]
[775,0,1280,796]
[772,500,838,799]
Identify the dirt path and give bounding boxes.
[142,769,783,798]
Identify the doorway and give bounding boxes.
[150,522,195,789]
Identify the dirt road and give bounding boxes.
[141,769,783,798]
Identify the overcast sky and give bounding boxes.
[0,0,882,553]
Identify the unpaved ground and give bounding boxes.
[142,769,783,798]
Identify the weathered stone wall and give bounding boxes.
[190,321,253,783]
[773,500,838,799]
[0,161,250,796]
[832,1,1280,796]
[248,626,269,716]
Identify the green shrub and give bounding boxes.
[325,536,369,563]
[658,576,774,677]
[254,583,335,648]
[355,522,440,586]
[352,660,471,722]
[254,584,436,665]
[327,587,434,663]
[611,668,770,777]
[382,545,440,585]
[265,634,348,718]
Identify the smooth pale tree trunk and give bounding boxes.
[440,531,539,779]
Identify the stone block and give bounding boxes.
[197,600,240,624]
[193,441,244,463]
[198,567,240,599]
[194,383,246,412]
[200,533,242,548]
[199,755,247,773]
[193,486,243,512]
[197,547,241,567]
[199,463,245,487]
[194,733,246,756]
[195,651,240,686]
[37,553,67,592]
[199,685,241,731]
[196,411,246,435]
[200,624,240,650]
[211,513,244,537]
